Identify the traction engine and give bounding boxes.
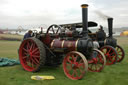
[18,4,106,80]
[93,18,125,65]
[87,18,125,65]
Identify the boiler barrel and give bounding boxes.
[50,39,79,51]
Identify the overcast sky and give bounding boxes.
[0,0,128,29]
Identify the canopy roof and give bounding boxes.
[60,21,98,28]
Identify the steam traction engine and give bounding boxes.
[99,18,125,64]
[87,18,125,65]
[18,4,106,80]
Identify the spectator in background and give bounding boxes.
[99,25,103,30]
[23,30,33,40]
[93,38,100,49]
[97,25,106,41]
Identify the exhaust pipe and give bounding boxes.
[108,18,113,37]
[81,4,88,37]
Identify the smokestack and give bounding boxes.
[81,4,88,37]
[108,18,113,37]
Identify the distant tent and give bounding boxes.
[120,30,128,36]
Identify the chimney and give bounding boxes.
[81,4,88,37]
[108,18,113,37]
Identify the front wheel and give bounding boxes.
[63,51,88,80]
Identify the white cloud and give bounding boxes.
[0,0,128,28]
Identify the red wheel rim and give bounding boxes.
[63,52,87,80]
[115,45,125,62]
[19,39,40,72]
[88,49,105,72]
[100,46,117,65]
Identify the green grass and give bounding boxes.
[0,37,128,85]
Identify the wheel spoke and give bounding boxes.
[72,55,78,62]
[72,70,75,77]
[23,48,28,52]
[32,47,38,53]
[56,28,59,34]
[24,52,28,56]
[71,69,78,77]
[118,54,123,56]
[32,43,35,50]
[107,48,112,54]
[32,56,40,64]
[31,57,39,65]
[96,64,101,68]
[78,63,84,68]
[79,59,83,63]
[66,64,72,72]
[102,49,107,55]
[22,56,28,59]
[32,54,40,58]
[29,43,33,51]
[79,68,84,74]
[52,27,55,34]
[74,69,78,77]
[109,52,115,56]
[27,41,31,50]
[67,56,73,64]
[116,47,119,51]
[32,48,39,55]
[108,56,113,62]
[117,56,121,60]
[117,50,122,53]
[98,55,103,63]
[89,64,93,69]
[26,57,31,63]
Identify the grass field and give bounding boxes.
[0,37,128,85]
[0,34,23,40]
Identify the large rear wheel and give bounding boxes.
[63,51,88,80]
[19,37,46,72]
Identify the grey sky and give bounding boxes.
[0,0,128,29]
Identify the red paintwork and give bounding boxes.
[42,34,52,45]
[65,31,73,37]
[51,39,63,48]
[88,50,105,72]
[100,46,117,65]
[63,40,76,51]
[63,52,85,80]
[19,39,40,72]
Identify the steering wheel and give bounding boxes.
[46,24,61,34]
